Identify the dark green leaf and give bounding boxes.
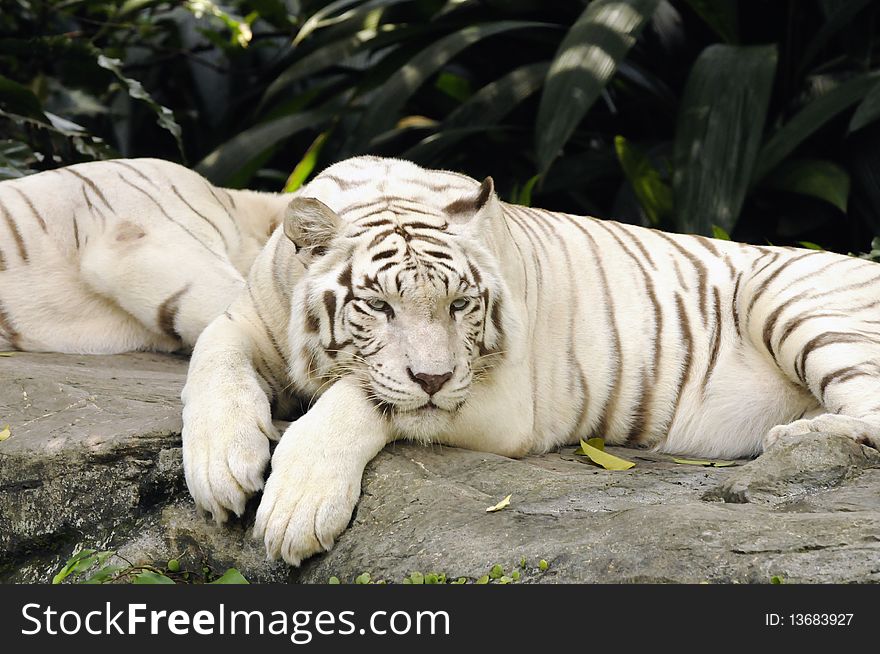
[196,97,346,186]
[512,175,541,207]
[82,565,127,584]
[535,0,661,173]
[711,225,731,240]
[95,55,183,157]
[0,140,38,180]
[284,131,329,192]
[614,135,672,226]
[673,44,777,235]
[849,78,880,133]
[293,0,414,46]
[763,158,850,212]
[404,62,548,161]
[755,73,879,182]
[681,0,739,43]
[133,571,176,584]
[0,75,47,121]
[540,149,619,194]
[52,549,97,584]
[352,21,551,152]
[435,72,472,103]
[260,23,418,111]
[798,0,873,76]
[209,568,250,584]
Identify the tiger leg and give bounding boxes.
[182,305,284,522]
[80,224,246,348]
[763,315,880,450]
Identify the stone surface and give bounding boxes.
[2,352,880,584]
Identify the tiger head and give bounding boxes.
[285,161,513,441]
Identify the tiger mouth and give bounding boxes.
[396,400,446,413]
[373,399,456,415]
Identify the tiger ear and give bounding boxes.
[446,176,497,223]
[454,177,513,255]
[283,196,344,254]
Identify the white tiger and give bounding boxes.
[0,158,287,353]
[180,155,880,567]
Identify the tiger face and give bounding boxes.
[286,177,506,441]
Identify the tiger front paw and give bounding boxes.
[182,375,278,522]
[253,429,361,566]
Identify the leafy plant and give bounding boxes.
[2,1,880,252]
[52,545,249,585]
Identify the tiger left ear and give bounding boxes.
[284,196,343,254]
[475,176,495,211]
[447,177,497,221]
[456,176,508,249]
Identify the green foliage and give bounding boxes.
[52,545,249,585]
[332,559,550,584]
[2,1,880,250]
[672,44,777,236]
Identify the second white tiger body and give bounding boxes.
[177,156,880,565]
[0,158,286,353]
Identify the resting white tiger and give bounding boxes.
[181,155,880,566]
[0,158,286,353]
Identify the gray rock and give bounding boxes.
[2,352,879,584]
[704,433,880,505]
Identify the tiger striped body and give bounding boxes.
[181,155,880,566]
[0,159,288,353]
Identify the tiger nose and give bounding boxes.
[407,368,453,396]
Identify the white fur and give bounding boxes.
[0,158,287,353]
[182,156,880,566]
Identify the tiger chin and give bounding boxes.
[181,155,880,567]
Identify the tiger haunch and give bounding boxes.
[0,158,288,353]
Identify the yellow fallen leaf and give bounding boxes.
[672,457,713,466]
[486,494,512,513]
[575,439,635,471]
[574,437,605,454]
[0,352,14,357]
[0,425,9,442]
[672,457,735,467]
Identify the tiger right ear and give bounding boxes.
[283,196,343,254]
